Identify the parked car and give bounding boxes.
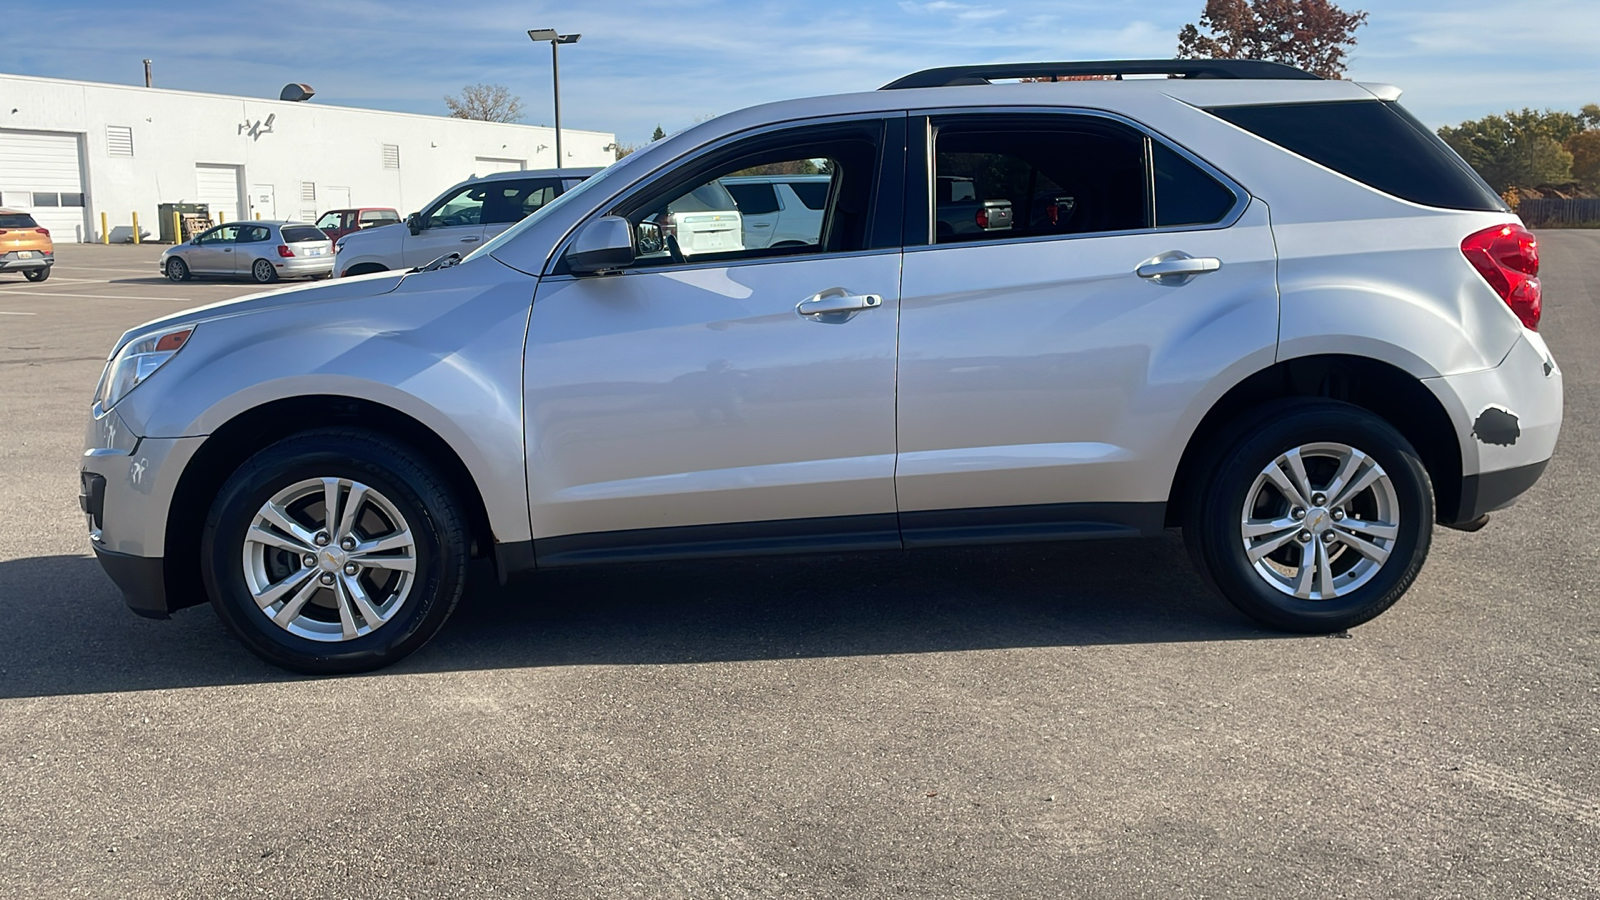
[636,180,744,258]
[0,208,54,281]
[314,207,401,243]
[935,175,1015,238]
[333,169,597,276]
[84,59,1562,674]
[159,221,333,284]
[718,174,829,249]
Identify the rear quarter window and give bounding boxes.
[281,226,327,243]
[788,181,830,210]
[1207,100,1505,212]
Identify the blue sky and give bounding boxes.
[11,0,1600,145]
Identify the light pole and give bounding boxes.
[528,29,581,166]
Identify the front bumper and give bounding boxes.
[91,545,171,619]
[0,251,52,271]
[82,407,206,616]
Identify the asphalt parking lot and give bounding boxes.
[2,237,1597,899]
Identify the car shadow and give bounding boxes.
[0,537,1286,699]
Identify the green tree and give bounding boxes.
[651,125,667,142]
[1437,108,1587,190]
[1177,0,1368,79]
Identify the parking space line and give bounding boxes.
[0,310,37,315]
[0,290,193,301]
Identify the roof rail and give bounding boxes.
[880,59,1320,90]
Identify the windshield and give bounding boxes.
[466,158,644,265]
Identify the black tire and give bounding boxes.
[201,429,470,674]
[1183,400,1433,633]
[165,258,190,282]
[250,257,278,284]
[24,266,50,282]
[343,263,389,277]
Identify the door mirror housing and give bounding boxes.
[566,216,636,275]
[406,212,423,235]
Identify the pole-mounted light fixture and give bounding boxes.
[528,29,581,165]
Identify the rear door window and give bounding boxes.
[482,179,562,225]
[237,225,271,243]
[930,116,1149,243]
[723,182,781,215]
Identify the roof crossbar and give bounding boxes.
[880,59,1321,90]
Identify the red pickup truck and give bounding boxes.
[313,207,401,243]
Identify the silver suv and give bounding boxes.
[82,60,1563,673]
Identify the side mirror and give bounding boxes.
[566,216,636,275]
[406,212,422,235]
[636,220,665,256]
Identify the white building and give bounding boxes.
[0,72,615,242]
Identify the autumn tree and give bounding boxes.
[444,84,526,123]
[1177,0,1368,79]
[1437,108,1595,191]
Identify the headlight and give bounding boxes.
[95,324,196,410]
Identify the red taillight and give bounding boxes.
[35,228,49,236]
[1045,202,1059,226]
[975,207,990,229]
[1461,223,1540,330]
[276,244,295,258]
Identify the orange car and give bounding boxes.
[0,208,53,282]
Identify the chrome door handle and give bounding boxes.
[1136,256,1221,279]
[797,291,882,316]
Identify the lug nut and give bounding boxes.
[302,554,315,567]
[1297,531,1313,543]
[1291,507,1306,521]
[318,572,335,585]
[1331,509,1346,521]
[1310,493,1327,506]
[340,536,357,551]
[343,563,358,576]
[1321,532,1337,544]
[314,531,331,546]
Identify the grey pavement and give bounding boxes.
[0,237,1596,898]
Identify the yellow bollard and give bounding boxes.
[132,211,140,245]
[216,208,225,225]
[254,211,261,221]
[172,210,182,244]
[100,211,109,244]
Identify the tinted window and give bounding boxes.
[238,225,271,243]
[281,226,326,243]
[0,213,38,228]
[1208,100,1505,212]
[482,179,561,225]
[360,210,398,225]
[1152,142,1237,227]
[932,117,1148,243]
[723,182,781,215]
[789,181,829,210]
[669,182,740,213]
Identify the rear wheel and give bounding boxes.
[201,429,469,674]
[1184,401,1432,633]
[250,258,278,283]
[165,258,190,282]
[24,267,50,282]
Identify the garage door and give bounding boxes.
[195,164,243,222]
[0,129,89,242]
[475,157,525,175]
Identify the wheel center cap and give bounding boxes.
[1306,508,1332,533]
[317,547,348,572]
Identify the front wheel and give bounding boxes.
[201,429,470,674]
[250,258,278,283]
[165,257,190,282]
[1184,401,1433,633]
